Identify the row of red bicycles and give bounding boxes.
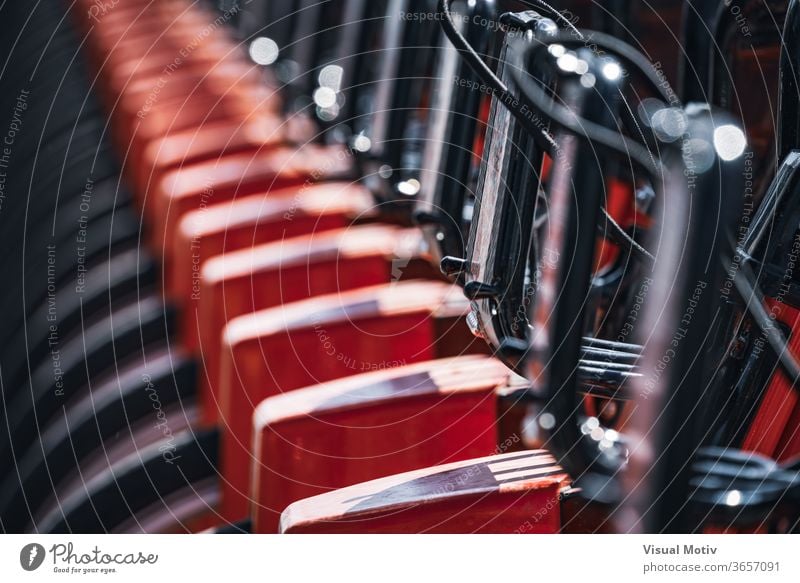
[0,0,799,533]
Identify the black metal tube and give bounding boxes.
[529,49,623,497]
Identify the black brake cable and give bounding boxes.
[540,29,678,104]
[437,0,558,153]
[438,0,659,263]
[511,69,661,263]
[434,1,800,511]
[509,42,664,177]
[599,204,654,263]
[490,11,800,384]
[526,0,584,37]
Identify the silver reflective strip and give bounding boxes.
[468,45,515,281]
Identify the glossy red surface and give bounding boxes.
[280,450,569,533]
[194,222,422,425]
[123,97,259,179]
[742,299,800,460]
[250,355,514,532]
[176,185,375,341]
[149,144,353,265]
[169,182,373,306]
[107,51,247,104]
[132,115,284,199]
[217,281,478,520]
[70,0,573,538]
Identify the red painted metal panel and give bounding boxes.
[149,144,352,266]
[250,356,512,532]
[280,450,568,534]
[216,281,474,519]
[194,224,418,424]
